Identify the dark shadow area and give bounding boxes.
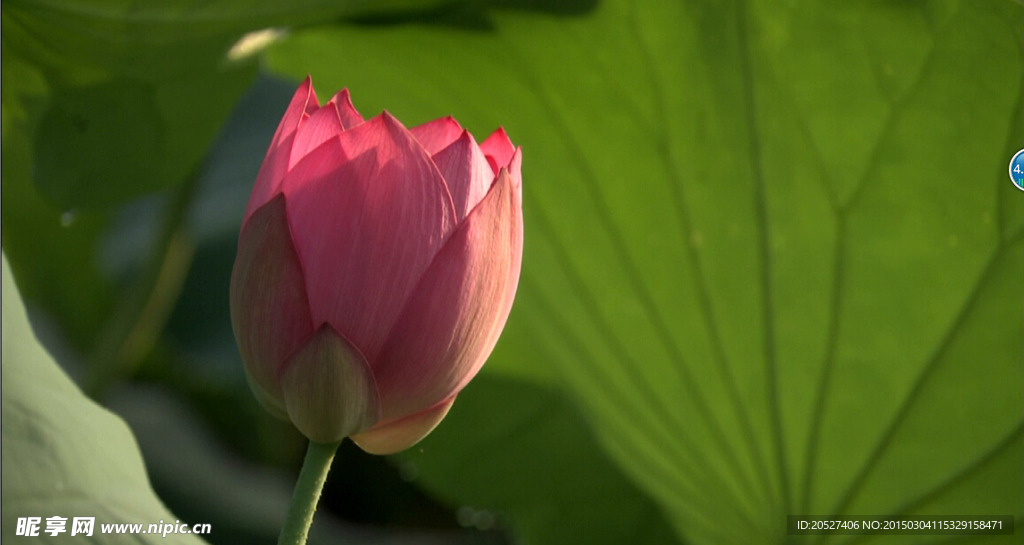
[348,0,599,31]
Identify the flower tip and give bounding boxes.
[330,88,364,129]
[497,166,512,184]
[298,75,315,96]
[493,126,513,144]
[483,126,514,148]
[293,76,320,110]
[457,128,477,145]
[379,110,411,132]
[509,147,523,191]
[331,87,353,103]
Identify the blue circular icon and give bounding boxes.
[1010,149,1024,191]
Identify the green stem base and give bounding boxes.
[278,440,341,545]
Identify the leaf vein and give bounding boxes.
[826,230,1023,518]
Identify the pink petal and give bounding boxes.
[244,77,319,225]
[230,194,315,406]
[369,169,522,421]
[284,113,458,363]
[350,395,455,455]
[410,116,463,155]
[479,127,515,173]
[280,324,381,443]
[480,129,521,197]
[506,147,523,199]
[430,130,493,222]
[489,169,524,347]
[288,102,344,170]
[331,88,364,129]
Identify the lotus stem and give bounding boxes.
[278,440,341,545]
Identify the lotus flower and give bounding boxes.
[230,78,522,454]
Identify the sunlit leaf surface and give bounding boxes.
[1,254,207,544]
[267,1,1023,542]
[398,376,681,545]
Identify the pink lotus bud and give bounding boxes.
[230,78,523,454]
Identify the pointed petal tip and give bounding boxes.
[320,88,363,130]
[487,126,514,148]
[430,128,492,220]
[328,87,352,106]
[353,111,413,142]
[448,129,481,153]
[431,115,460,127]
[480,127,516,175]
[496,165,520,196]
[509,146,523,185]
[245,78,326,216]
[288,101,348,169]
[323,88,343,104]
[296,76,320,109]
[294,75,314,99]
[410,116,465,155]
[371,110,400,132]
[376,111,422,144]
[380,109,405,126]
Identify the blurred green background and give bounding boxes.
[2,0,1021,543]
